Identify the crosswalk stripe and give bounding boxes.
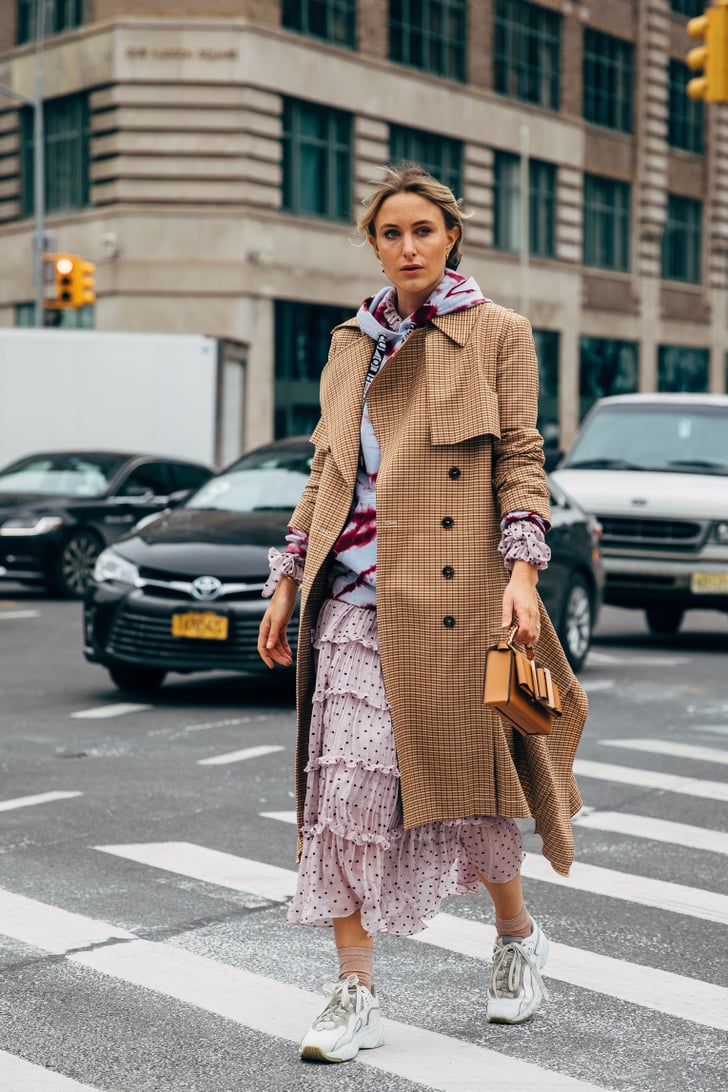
[0,1049,99,1091]
[197,744,284,766]
[0,610,40,621]
[95,842,295,902]
[574,809,728,855]
[0,889,134,953]
[0,791,82,813]
[70,704,151,720]
[573,758,728,802]
[93,841,727,1029]
[522,855,728,925]
[0,890,606,1092]
[600,738,728,765]
[586,651,688,667]
[412,914,728,1032]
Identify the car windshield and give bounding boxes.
[187,447,314,512]
[0,453,127,496]
[564,403,728,475]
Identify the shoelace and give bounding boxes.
[490,942,549,1000]
[312,976,360,1030]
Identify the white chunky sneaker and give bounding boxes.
[299,975,385,1063]
[486,919,549,1024]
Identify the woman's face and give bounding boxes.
[369,192,460,311]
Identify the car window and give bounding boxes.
[169,463,212,492]
[565,404,728,474]
[0,454,125,496]
[116,463,172,498]
[187,447,313,513]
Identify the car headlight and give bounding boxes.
[93,548,139,586]
[712,521,728,544]
[0,515,64,536]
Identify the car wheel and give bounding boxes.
[108,664,166,693]
[558,574,593,673]
[645,607,684,635]
[53,531,103,598]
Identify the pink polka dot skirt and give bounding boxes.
[287,599,524,938]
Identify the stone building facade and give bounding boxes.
[0,0,725,453]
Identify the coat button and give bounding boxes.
[448,466,461,480]
[441,516,454,528]
[443,615,456,628]
[442,566,454,579]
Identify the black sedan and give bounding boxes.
[84,438,602,692]
[0,451,212,597]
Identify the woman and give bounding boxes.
[258,163,587,1062]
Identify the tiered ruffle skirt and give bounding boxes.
[287,599,524,937]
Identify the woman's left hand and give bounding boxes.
[501,560,541,646]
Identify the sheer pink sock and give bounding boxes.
[495,905,532,940]
[337,945,374,991]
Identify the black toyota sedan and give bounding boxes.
[83,438,602,692]
[0,451,213,597]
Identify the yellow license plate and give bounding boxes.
[690,572,728,594]
[171,611,229,640]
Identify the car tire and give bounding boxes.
[108,664,167,693]
[558,574,593,673]
[645,607,684,635]
[52,530,103,598]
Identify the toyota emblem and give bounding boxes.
[191,575,223,601]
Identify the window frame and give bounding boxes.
[281,0,356,48]
[657,345,709,393]
[583,173,631,272]
[579,336,639,421]
[583,27,634,133]
[20,92,89,217]
[661,193,703,284]
[281,97,353,222]
[16,0,84,45]
[389,124,464,198]
[389,0,467,83]
[274,299,353,438]
[494,0,561,112]
[493,151,557,260]
[667,59,704,154]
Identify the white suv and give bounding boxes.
[552,393,728,635]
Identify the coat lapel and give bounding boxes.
[321,320,371,489]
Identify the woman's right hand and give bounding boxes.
[257,578,299,668]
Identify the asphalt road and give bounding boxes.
[0,587,726,1092]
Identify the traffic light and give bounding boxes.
[46,254,96,309]
[687,0,728,102]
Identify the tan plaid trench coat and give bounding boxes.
[289,301,587,876]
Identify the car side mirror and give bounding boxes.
[167,488,192,507]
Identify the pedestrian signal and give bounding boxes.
[687,1,728,102]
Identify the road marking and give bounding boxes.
[600,738,728,765]
[573,758,728,802]
[0,609,40,620]
[0,1049,100,1090]
[0,891,606,1092]
[522,855,728,925]
[197,744,284,767]
[586,650,689,667]
[573,809,728,855]
[184,714,273,733]
[95,840,728,1030]
[0,790,82,813]
[696,724,728,737]
[71,703,152,720]
[0,889,134,954]
[579,678,614,692]
[95,842,296,902]
[413,913,728,1033]
[260,810,299,824]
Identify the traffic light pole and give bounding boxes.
[0,0,46,327]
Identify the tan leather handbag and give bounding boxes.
[483,624,562,736]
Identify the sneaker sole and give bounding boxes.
[299,1025,385,1063]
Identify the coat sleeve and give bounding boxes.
[288,416,328,534]
[492,311,551,527]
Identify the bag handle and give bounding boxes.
[504,622,535,662]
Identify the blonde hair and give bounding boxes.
[356,162,468,269]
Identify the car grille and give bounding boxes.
[598,516,708,553]
[107,605,296,670]
[136,568,265,603]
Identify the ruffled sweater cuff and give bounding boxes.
[498,518,551,571]
[262,528,308,598]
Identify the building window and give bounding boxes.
[17,0,83,44]
[579,337,639,420]
[389,0,467,82]
[583,28,633,133]
[533,329,560,449]
[661,194,702,283]
[389,125,463,197]
[494,0,561,111]
[15,302,94,328]
[657,346,709,392]
[275,300,352,437]
[20,93,89,217]
[493,152,556,259]
[668,60,704,153]
[583,174,631,272]
[281,0,356,48]
[282,99,352,221]
[669,1,705,17]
